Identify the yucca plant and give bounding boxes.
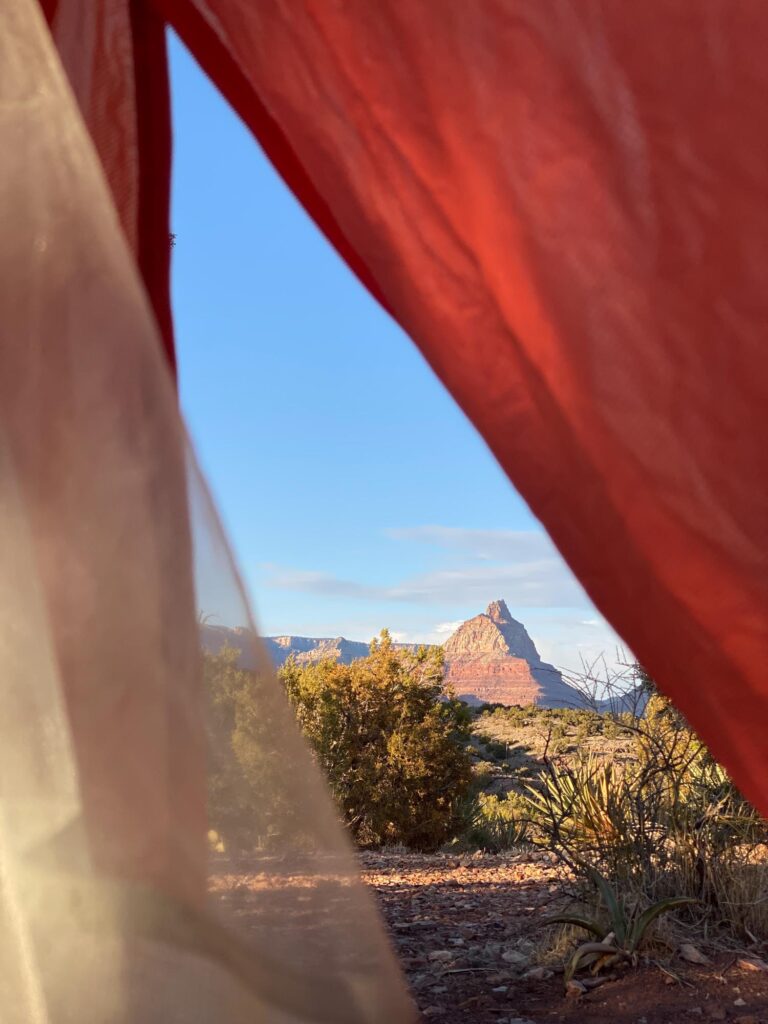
[547,868,696,983]
[525,757,647,876]
[535,668,768,945]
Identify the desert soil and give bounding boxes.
[210,851,768,1024]
[359,852,768,1024]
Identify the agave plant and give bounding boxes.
[547,868,696,983]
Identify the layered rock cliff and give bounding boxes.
[267,635,370,666]
[442,599,582,707]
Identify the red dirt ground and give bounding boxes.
[359,852,768,1024]
[209,851,768,1023]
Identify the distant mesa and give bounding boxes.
[201,625,373,669]
[201,624,261,670]
[267,635,371,666]
[201,599,587,709]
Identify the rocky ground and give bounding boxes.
[359,851,768,1024]
[210,850,768,1023]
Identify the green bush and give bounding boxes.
[462,792,529,853]
[205,645,300,849]
[282,631,472,850]
[574,720,591,745]
[485,740,508,761]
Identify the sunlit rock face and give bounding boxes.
[443,600,581,708]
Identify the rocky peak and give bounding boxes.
[442,599,583,708]
[443,598,541,665]
[486,599,512,623]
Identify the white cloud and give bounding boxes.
[261,566,373,599]
[262,560,589,608]
[385,526,555,562]
[523,612,629,675]
[263,525,591,609]
[434,620,463,636]
[257,524,632,672]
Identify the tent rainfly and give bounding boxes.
[2,1,768,1021]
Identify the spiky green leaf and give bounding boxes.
[628,897,697,952]
[587,866,626,946]
[543,914,605,939]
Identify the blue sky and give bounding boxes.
[169,36,624,674]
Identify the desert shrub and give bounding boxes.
[461,792,529,853]
[282,631,472,850]
[602,717,621,740]
[469,760,498,796]
[501,706,529,727]
[485,740,508,760]
[205,645,301,849]
[548,722,569,754]
[574,720,591,745]
[527,686,768,940]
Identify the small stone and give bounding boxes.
[422,1008,445,1018]
[492,986,509,994]
[733,998,746,1007]
[448,938,465,946]
[737,957,768,972]
[566,979,587,998]
[431,987,447,995]
[664,975,677,986]
[680,943,710,965]
[501,949,528,966]
[705,1007,726,1021]
[523,966,553,981]
[428,950,453,962]
[734,1016,758,1024]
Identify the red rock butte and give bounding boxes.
[443,599,581,708]
[203,599,586,708]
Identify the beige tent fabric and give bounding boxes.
[0,1,414,1019]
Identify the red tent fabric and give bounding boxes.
[42,0,768,821]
